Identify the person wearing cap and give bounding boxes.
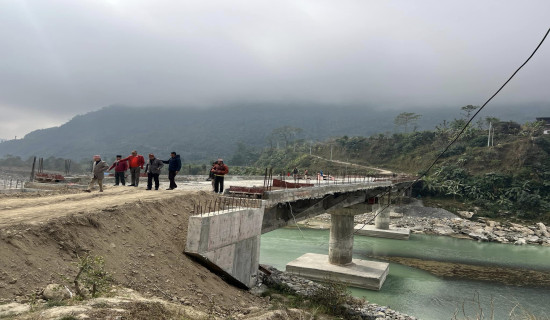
[85,155,109,192]
[120,150,145,187]
[145,153,164,190]
[162,152,182,190]
[108,155,128,186]
[211,158,229,194]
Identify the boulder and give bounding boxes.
[457,211,474,219]
[433,225,455,236]
[486,220,497,227]
[468,232,488,241]
[514,238,527,245]
[527,235,540,244]
[43,284,72,301]
[536,222,547,233]
[0,303,30,318]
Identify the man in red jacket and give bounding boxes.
[211,158,229,194]
[108,155,128,186]
[120,150,145,187]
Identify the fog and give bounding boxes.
[1,0,549,138]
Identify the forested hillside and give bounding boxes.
[0,103,548,162]
[249,116,550,222]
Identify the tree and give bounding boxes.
[270,126,304,147]
[394,112,422,133]
[461,105,479,119]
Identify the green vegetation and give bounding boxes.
[244,112,550,223]
[72,254,112,299]
[265,279,362,319]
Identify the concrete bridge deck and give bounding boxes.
[261,181,393,233]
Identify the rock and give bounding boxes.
[43,283,72,301]
[472,234,488,241]
[0,303,30,318]
[390,212,404,218]
[433,225,454,236]
[287,308,311,319]
[527,235,540,244]
[245,310,289,320]
[457,211,475,219]
[514,238,527,245]
[536,222,547,233]
[250,284,268,296]
[244,306,262,315]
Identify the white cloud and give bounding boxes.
[0,0,549,137]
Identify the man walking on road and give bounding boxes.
[86,155,109,192]
[145,153,164,190]
[120,150,145,187]
[211,158,228,194]
[108,155,128,186]
[162,152,182,190]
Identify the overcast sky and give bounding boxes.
[1,0,549,139]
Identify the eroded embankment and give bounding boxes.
[0,191,267,314]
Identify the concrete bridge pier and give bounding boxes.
[355,204,411,240]
[374,205,391,230]
[328,211,355,265]
[286,208,390,290]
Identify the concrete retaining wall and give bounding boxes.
[185,207,264,288]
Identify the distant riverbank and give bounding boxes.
[298,199,550,247]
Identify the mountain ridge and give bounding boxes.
[0,103,547,161]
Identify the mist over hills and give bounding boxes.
[0,103,547,162]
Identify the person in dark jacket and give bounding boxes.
[162,152,182,190]
[108,155,128,186]
[211,158,229,194]
[145,153,164,190]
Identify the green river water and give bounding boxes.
[260,228,550,320]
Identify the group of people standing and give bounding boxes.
[86,150,182,192]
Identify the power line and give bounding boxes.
[414,27,550,185]
[353,28,550,239]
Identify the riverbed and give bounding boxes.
[260,228,550,320]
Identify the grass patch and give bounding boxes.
[264,279,362,319]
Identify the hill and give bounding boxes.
[251,118,550,222]
[0,102,548,162]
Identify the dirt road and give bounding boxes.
[309,155,393,174]
[0,179,264,227]
[0,180,270,316]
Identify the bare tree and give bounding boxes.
[394,112,422,133]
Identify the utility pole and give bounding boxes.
[487,122,493,147]
[30,156,36,182]
[330,145,333,161]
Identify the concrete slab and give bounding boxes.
[354,224,410,240]
[286,253,389,291]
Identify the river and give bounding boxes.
[260,228,550,320]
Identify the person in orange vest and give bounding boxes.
[120,150,145,187]
[210,158,229,194]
